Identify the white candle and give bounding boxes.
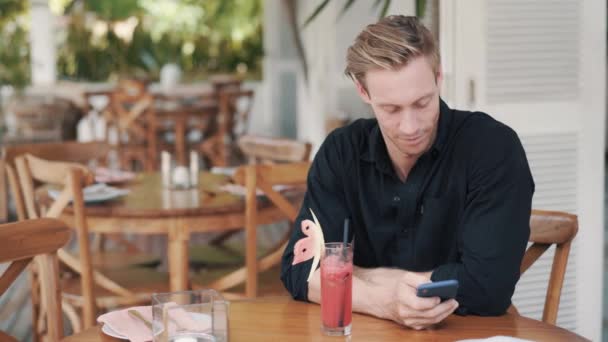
[189,150,199,187]
[161,151,171,187]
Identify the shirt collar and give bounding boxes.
[360,98,452,169]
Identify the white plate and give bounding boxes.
[48,183,130,203]
[210,166,237,177]
[101,323,128,340]
[219,183,292,197]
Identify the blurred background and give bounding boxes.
[0,1,605,341]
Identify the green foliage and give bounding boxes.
[0,0,27,27]
[0,0,264,86]
[0,0,29,88]
[81,0,141,21]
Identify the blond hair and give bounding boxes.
[345,15,440,89]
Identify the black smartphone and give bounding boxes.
[416,279,459,299]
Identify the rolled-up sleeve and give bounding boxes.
[431,125,534,316]
[280,132,350,301]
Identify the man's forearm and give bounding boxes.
[308,266,426,320]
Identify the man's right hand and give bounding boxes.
[389,271,459,330]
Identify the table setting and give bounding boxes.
[97,289,228,342]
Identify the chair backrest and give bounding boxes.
[519,209,578,325]
[237,135,312,164]
[218,89,255,139]
[210,74,242,94]
[16,154,97,329]
[108,79,156,171]
[15,154,136,330]
[210,162,310,298]
[0,218,70,341]
[2,141,111,222]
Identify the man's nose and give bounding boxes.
[399,111,419,136]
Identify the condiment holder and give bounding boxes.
[161,150,200,190]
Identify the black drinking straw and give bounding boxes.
[342,218,349,259]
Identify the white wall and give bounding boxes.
[294,0,415,152]
[442,1,605,340]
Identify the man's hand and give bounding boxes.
[390,272,459,330]
[308,267,459,330]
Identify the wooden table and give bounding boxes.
[63,297,589,341]
[57,172,294,292]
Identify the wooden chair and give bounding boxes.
[210,74,243,95]
[510,209,578,325]
[15,154,168,333]
[237,135,312,164]
[107,79,157,171]
[200,89,255,167]
[201,135,311,250]
[193,162,310,298]
[0,159,7,223]
[2,141,159,270]
[0,218,70,342]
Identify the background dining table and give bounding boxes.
[51,171,294,292]
[63,296,590,341]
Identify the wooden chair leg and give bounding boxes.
[62,300,82,334]
[29,267,42,342]
[210,231,240,246]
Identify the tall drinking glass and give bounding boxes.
[321,242,353,336]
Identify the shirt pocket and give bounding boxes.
[414,195,460,268]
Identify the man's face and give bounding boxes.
[355,56,442,159]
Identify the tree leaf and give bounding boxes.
[416,0,427,18]
[302,0,331,28]
[338,0,356,20]
[379,0,391,18]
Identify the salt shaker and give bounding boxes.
[189,150,199,187]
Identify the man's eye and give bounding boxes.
[383,106,398,113]
[415,100,431,108]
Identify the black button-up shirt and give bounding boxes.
[280,99,534,316]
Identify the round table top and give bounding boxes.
[45,172,246,218]
[63,297,589,342]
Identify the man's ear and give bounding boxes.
[435,65,443,90]
[354,79,372,104]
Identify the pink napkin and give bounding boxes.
[97,303,208,342]
[98,306,152,342]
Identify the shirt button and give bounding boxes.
[393,196,400,202]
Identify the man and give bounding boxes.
[280,15,534,330]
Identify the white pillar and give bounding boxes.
[29,0,56,85]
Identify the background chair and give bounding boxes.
[189,136,311,269]
[200,89,255,167]
[2,141,159,270]
[107,79,157,171]
[0,218,70,342]
[15,154,168,333]
[193,162,310,298]
[511,209,578,325]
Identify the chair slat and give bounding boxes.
[0,218,70,341]
[0,259,32,295]
[516,209,578,325]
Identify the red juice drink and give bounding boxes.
[320,242,353,336]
